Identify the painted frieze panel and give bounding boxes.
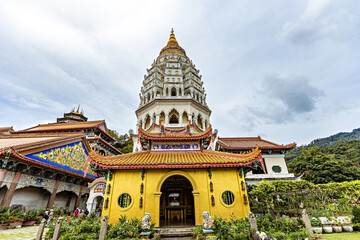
[0,171,15,189]
[15,173,55,193]
[57,181,81,195]
[26,141,97,178]
[94,183,105,193]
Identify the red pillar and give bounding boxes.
[46,179,60,209]
[1,171,21,207]
[0,169,7,186]
[75,185,83,209]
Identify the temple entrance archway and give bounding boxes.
[160,175,195,227]
[87,193,104,217]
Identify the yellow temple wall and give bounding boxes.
[102,168,250,226]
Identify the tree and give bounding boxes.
[288,147,360,184]
[108,129,134,154]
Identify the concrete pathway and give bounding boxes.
[0,225,47,240]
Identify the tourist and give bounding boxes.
[74,207,79,217]
[46,209,54,227]
[84,209,89,217]
[43,211,49,221]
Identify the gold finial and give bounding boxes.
[168,28,177,44]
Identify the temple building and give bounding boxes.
[215,137,296,185]
[0,133,96,210]
[14,109,122,156]
[0,110,120,212]
[89,30,269,227]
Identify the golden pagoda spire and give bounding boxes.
[167,28,178,45]
[159,28,186,56]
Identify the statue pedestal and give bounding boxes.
[140,231,151,239]
[203,229,217,240]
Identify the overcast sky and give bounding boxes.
[0,0,359,145]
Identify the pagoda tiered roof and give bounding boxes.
[89,147,262,169]
[216,136,296,151]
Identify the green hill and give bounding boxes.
[286,128,360,162]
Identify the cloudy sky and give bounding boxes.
[0,0,359,145]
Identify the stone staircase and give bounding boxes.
[158,227,194,239]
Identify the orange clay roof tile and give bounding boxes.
[90,148,262,169]
[217,137,296,150]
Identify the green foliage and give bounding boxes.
[212,214,252,240]
[45,214,101,240]
[106,215,145,239]
[248,180,360,216]
[193,225,206,240]
[108,129,133,154]
[206,213,309,240]
[270,228,310,240]
[310,216,321,226]
[288,146,360,184]
[45,214,152,240]
[352,206,360,224]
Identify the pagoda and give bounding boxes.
[89,30,265,227]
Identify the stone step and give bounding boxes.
[159,227,194,238]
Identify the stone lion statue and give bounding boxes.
[202,211,213,229]
[141,212,152,231]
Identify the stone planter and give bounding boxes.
[9,221,22,228]
[342,225,353,232]
[332,225,342,232]
[0,223,9,230]
[322,225,333,233]
[22,220,36,227]
[312,226,323,234]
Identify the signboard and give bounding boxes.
[152,142,200,151]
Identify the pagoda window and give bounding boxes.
[169,109,179,124]
[171,87,177,96]
[169,114,179,124]
[182,112,189,124]
[144,115,151,129]
[197,115,202,129]
[159,112,165,124]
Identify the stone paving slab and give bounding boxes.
[0,225,47,240]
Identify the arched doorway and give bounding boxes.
[87,194,104,216]
[160,175,195,227]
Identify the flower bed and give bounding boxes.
[45,213,155,240]
[193,213,311,240]
[248,180,360,218]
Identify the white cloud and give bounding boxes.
[281,0,359,45]
[0,0,359,146]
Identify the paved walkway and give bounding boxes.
[0,225,47,240]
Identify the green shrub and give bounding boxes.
[352,206,360,224]
[193,225,205,240]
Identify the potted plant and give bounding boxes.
[0,214,9,230]
[341,216,353,232]
[9,216,23,228]
[321,217,333,233]
[331,217,342,233]
[22,210,37,227]
[310,217,322,234]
